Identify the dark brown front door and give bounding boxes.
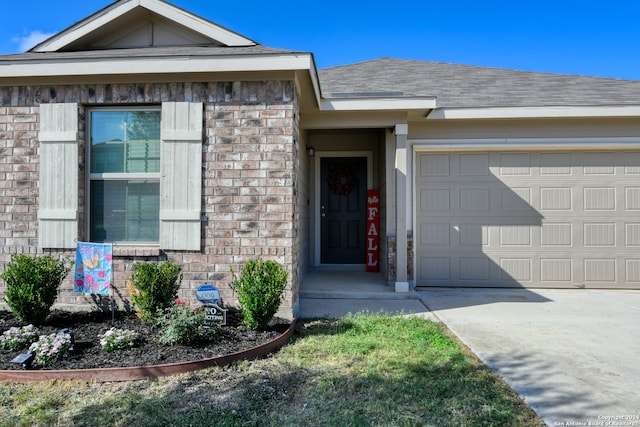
[320,157,367,264]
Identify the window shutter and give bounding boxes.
[160,102,203,250]
[38,103,79,249]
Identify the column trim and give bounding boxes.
[394,123,409,291]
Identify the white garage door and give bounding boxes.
[416,151,640,289]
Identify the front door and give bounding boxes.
[320,157,367,264]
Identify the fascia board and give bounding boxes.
[321,97,437,111]
[0,53,314,78]
[428,105,640,120]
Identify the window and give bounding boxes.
[39,102,202,250]
[88,109,161,243]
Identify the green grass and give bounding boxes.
[0,313,544,426]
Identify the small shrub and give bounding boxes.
[0,324,40,351]
[127,261,182,324]
[156,300,214,345]
[0,254,71,325]
[29,331,73,365]
[230,259,288,331]
[99,328,138,352]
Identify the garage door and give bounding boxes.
[416,151,640,289]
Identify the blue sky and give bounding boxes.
[1,0,639,80]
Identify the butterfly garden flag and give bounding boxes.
[74,242,113,295]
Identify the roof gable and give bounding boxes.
[31,0,256,52]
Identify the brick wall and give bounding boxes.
[386,236,414,283]
[0,81,299,318]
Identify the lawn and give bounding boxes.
[0,313,544,426]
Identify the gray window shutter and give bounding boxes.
[38,103,79,249]
[160,102,203,250]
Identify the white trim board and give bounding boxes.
[427,105,640,120]
[410,137,640,152]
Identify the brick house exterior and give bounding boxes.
[3,0,640,320]
[0,81,300,314]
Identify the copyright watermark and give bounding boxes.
[553,415,640,426]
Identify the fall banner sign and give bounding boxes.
[366,190,380,272]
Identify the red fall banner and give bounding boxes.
[366,189,380,272]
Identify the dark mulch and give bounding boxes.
[0,309,290,371]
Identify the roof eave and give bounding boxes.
[0,52,315,79]
[320,96,437,112]
[427,105,640,120]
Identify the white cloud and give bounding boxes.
[13,30,55,52]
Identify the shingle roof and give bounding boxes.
[318,58,640,108]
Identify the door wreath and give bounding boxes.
[327,164,358,195]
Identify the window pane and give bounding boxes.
[90,180,160,243]
[90,111,160,173]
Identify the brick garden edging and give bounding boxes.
[0,319,296,383]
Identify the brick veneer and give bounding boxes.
[386,236,414,283]
[0,81,299,317]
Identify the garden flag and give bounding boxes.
[74,242,113,295]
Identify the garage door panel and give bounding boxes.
[459,153,489,175]
[625,260,640,282]
[416,151,640,289]
[626,187,640,210]
[420,223,450,246]
[624,153,640,174]
[541,223,572,246]
[500,258,532,281]
[420,153,450,176]
[540,258,573,282]
[625,223,640,246]
[459,188,490,211]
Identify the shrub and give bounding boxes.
[0,324,40,351]
[127,261,182,324]
[29,331,73,366]
[0,254,71,325]
[156,300,214,345]
[99,328,138,352]
[230,259,288,331]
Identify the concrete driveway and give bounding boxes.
[419,288,640,426]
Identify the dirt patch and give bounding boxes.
[0,310,290,371]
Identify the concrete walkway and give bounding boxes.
[299,272,640,426]
[298,266,436,320]
[419,288,640,427]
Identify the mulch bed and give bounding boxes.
[0,309,290,371]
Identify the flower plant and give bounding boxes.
[99,328,138,352]
[0,324,40,351]
[29,331,73,366]
[156,299,214,346]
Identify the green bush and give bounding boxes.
[0,254,71,325]
[127,261,182,324]
[230,259,288,331]
[156,300,215,346]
